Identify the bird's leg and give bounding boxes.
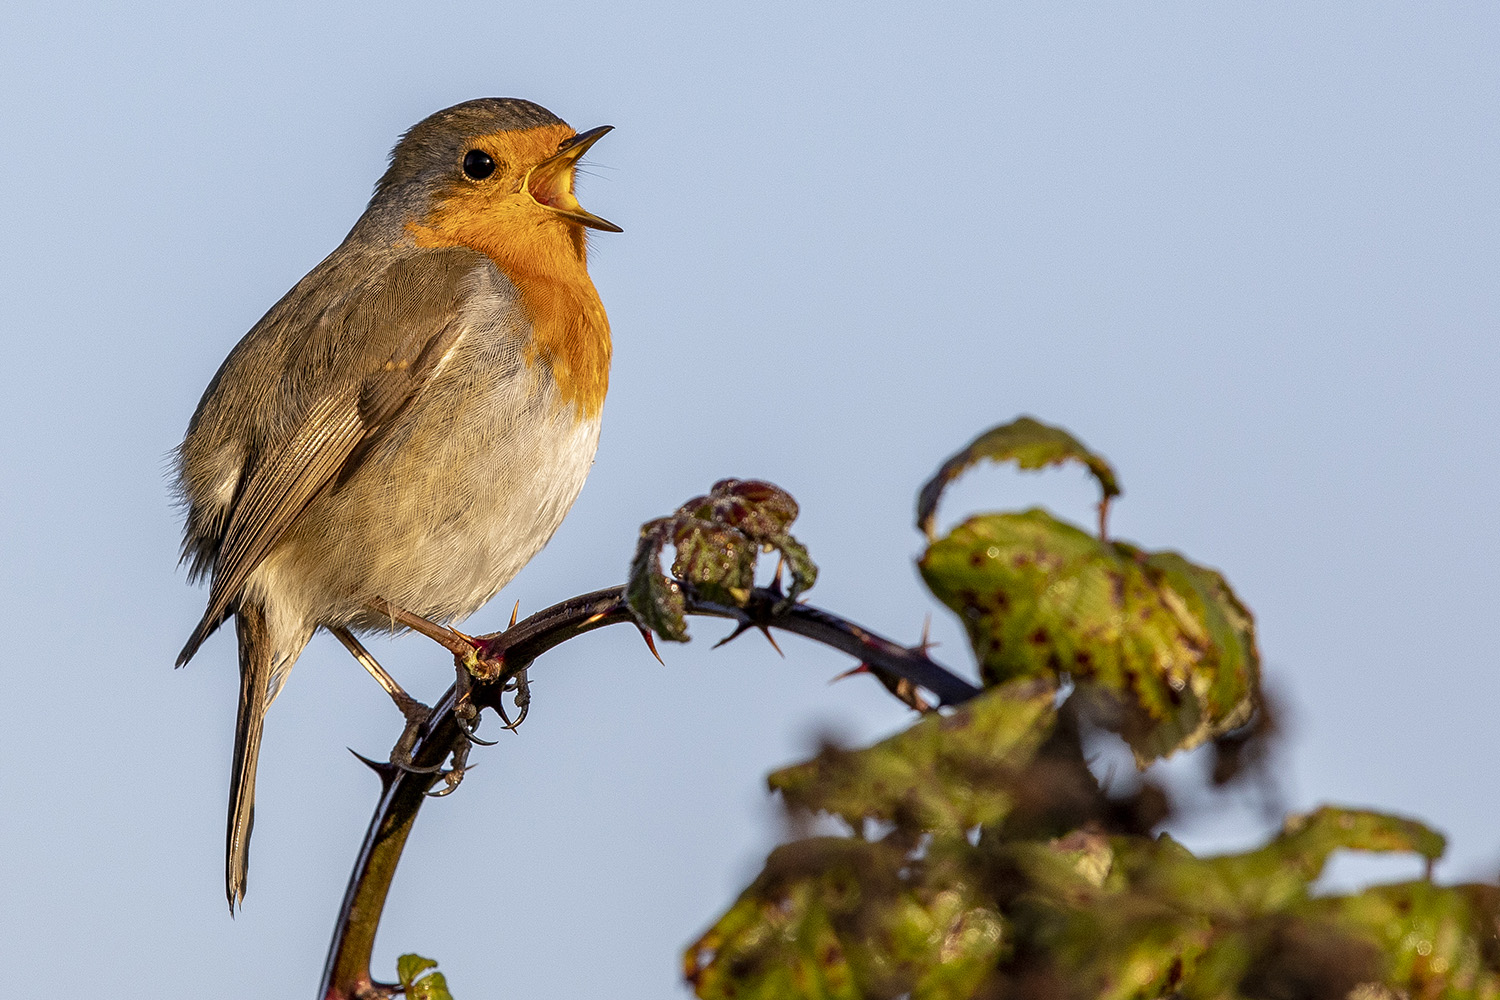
[356,596,528,776]
[359,598,517,769]
[365,597,503,680]
[330,626,428,721]
[330,626,442,774]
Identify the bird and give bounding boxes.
[173,98,620,913]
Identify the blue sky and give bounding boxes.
[1,3,1496,996]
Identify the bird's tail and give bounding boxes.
[177,608,223,667]
[227,602,271,915]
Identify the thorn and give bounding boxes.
[829,663,873,684]
[583,609,608,627]
[712,621,755,649]
[349,748,398,779]
[909,616,939,656]
[767,555,786,596]
[758,625,784,658]
[509,600,520,628]
[638,626,665,665]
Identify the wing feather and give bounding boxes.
[176,250,485,664]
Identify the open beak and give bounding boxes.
[525,125,622,233]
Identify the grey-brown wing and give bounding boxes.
[176,251,486,665]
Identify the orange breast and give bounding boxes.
[405,124,611,420]
[479,233,611,422]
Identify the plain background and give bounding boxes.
[1,3,1496,996]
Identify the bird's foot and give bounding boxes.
[452,631,506,682]
[389,694,445,773]
[459,597,520,682]
[494,667,531,732]
[456,600,527,730]
[365,597,503,677]
[454,688,499,746]
[426,738,472,798]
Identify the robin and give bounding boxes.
[173,98,620,912]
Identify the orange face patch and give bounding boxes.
[406,124,611,420]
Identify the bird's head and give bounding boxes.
[377,98,620,266]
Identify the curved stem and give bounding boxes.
[319,586,979,999]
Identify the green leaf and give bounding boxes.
[408,971,453,1000]
[689,682,1055,999]
[684,836,1004,1000]
[1274,806,1447,877]
[1313,880,1500,996]
[703,686,1472,999]
[1103,809,1442,924]
[919,509,1259,765]
[396,954,437,987]
[684,838,869,1000]
[670,518,758,607]
[626,480,817,642]
[769,678,1057,834]
[396,954,454,1000]
[1000,810,1452,998]
[916,417,1121,540]
[1000,820,1446,1000]
[626,517,689,641]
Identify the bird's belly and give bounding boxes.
[370,418,600,623]
[247,364,601,634]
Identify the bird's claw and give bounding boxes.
[497,668,530,731]
[394,757,445,775]
[426,740,472,797]
[412,627,529,798]
[455,700,499,746]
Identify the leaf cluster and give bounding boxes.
[628,478,817,641]
[684,418,1499,1000]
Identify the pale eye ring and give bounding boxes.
[462,149,496,180]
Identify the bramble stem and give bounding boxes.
[318,585,979,1000]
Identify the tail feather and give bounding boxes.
[177,607,225,667]
[227,603,271,914]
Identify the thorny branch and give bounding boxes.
[318,584,980,1000]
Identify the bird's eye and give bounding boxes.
[462,150,496,180]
